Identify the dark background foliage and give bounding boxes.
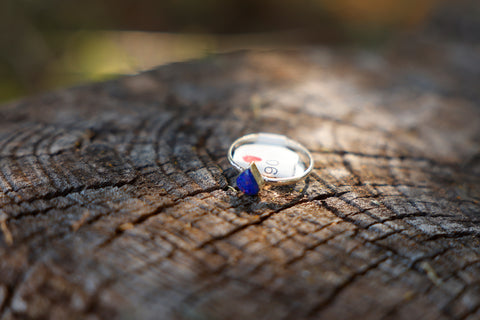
[0,0,478,103]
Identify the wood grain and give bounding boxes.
[0,35,479,319]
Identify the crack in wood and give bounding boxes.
[96,186,227,250]
[198,191,346,250]
[307,255,390,317]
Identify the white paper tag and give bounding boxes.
[232,144,299,178]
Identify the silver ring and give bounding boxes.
[228,133,314,195]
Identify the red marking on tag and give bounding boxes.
[243,155,262,163]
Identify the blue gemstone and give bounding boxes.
[236,168,260,195]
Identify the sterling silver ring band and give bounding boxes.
[228,132,314,185]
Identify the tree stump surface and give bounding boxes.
[0,35,479,320]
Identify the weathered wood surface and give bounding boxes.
[0,34,479,319]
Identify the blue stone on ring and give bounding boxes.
[236,162,265,195]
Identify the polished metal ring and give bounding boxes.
[228,133,314,195]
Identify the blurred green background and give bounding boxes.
[0,0,476,103]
